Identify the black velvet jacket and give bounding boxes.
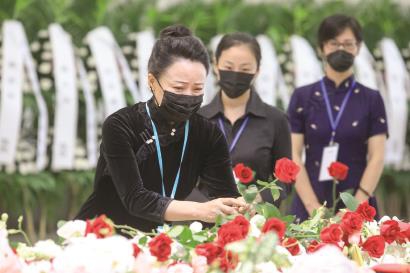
[76,99,239,232]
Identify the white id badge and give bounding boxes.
[318,143,339,182]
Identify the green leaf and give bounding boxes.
[167,225,185,238]
[281,215,296,224]
[179,227,193,243]
[256,203,281,219]
[256,180,270,187]
[340,192,359,211]
[192,234,207,243]
[139,236,148,245]
[271,188,280,201]
[243,185,258,203]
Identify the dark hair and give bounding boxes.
[318,14,363,49]
[148,24,210,78]
[215,32,261,68]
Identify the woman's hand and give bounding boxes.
[196,198,246,223]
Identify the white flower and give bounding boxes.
[255,261,280,273]
[249,223,261,238]
[121,46,134,55]
[189,222,203,234]
[57,220,86,240]
[171,241,186,259]
[1,229,23,273]
[191,255,208,273]
[250,214,266,228]
[41,51,52,61]
[167,263,193,273]
[39,62,52,74]
[287,245,362,273]
[133,252,157,273]
[53,235,134,273]
[364,220,380,237]
[17,240,62,261]
[30,42,41,52]
[22,260,52,273]
[40,78,53,90]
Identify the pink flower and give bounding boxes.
[0,230,22,273]
[191,256,208,273]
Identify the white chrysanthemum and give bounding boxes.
[57,220,86,240]
[189,221,203,234]
[53,235,134,273]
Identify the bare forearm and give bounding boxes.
[164,200,202,222]
[294,156,321,213]
[355,157,384,201]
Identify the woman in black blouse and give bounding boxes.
[76,25,246,232]
[198,33,292,206]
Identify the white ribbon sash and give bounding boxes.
[86,27,127,117]
[381,38,409,169]
[136,30,155,102]
[290,35,323,88]
[49,24,78,170]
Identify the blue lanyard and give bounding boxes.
[218,116,249,153]
[320,78,356,144]
[145,103,189,199]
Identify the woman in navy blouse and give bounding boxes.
[288,14,388,221]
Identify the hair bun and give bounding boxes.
[159,24,192,39]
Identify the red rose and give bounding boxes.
[380,220,401,244]
[356,201,376,222]
[320,223,343,245]
[306,240,326,253]
[148,233,173,262]
[132,243,141,257]
[328,161,349,181]
[217,222,246,247]
[232,215,250,237]
[361,235,385,258]
[233,163,254,184]
[85,214,114,239]
[274,158,300,184]
[219,251,239,273]
[195,243,223,264]
[261,217,286,239]
[341,212,364,235]
[282,237,300,255]
[397,221,410,244]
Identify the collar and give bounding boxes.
[322,74,355,93]
[200,89,267,119]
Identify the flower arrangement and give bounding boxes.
[0,159,409,273]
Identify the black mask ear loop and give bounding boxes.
[150,76,165,107]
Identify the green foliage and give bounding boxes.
[340,192,360,211]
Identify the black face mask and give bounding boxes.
[326,50,355,72]
[218,70,255,98]
[152,79,203,124]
